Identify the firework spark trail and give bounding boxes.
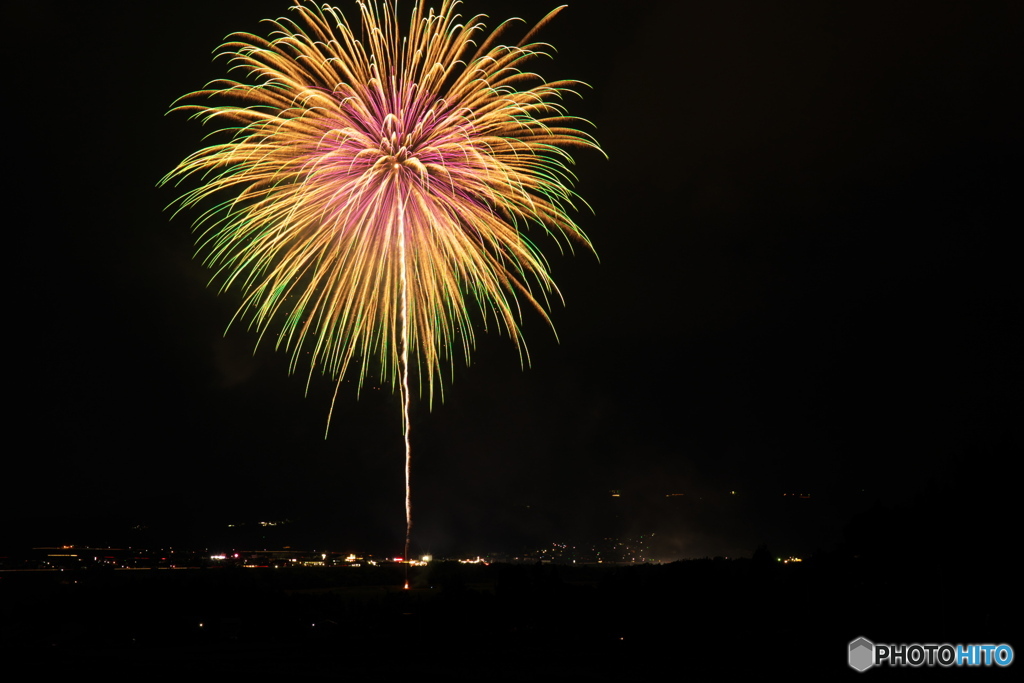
[398,188,412,587]
[161,0,601,569]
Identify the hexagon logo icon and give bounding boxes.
[849,637,875,671]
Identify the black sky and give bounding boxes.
[10,0,1018,558]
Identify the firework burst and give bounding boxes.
[163,0,598,401]
[162,0,599,560]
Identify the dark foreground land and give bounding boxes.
[2,551,1015,678]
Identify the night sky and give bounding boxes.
[10,0,1018,559]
